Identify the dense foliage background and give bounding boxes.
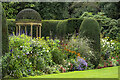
[2,2,120,20]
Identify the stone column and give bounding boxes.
[36,26,38,38]
[39,24,41,38]
[25,25,27,35]
[16,24,18,35]
[31,24,33,37]
[19,25,20,36]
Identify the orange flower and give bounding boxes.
[69,50,72,52]
[75,52,77,54]
[72,51,75,53]
[77,53,80,56]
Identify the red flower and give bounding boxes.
[61,67,63,69]
[63,69,66,72]
[67,49,69,51]
[112,57,115,59]
[66,44,67,45]
[117,60,119,61]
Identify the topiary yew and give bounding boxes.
[56,20,67,40]
[79,18,100,68]
[2,8,9,55]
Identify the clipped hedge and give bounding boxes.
[7,18,83,39]
[67,18,83,34]
[79,18,100,68]
[56,18,83,39]
[56,20,67,39]
[7,19,16,35]
[41,20,61,38]
[2,8,9,55]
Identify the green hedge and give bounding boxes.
[79,18,100,68]
[2,8,9,55]
[7,18,83,39]
[42,20,61,38]
[56,20,67,39]
[56,18,83,39]
[7,19,16,35]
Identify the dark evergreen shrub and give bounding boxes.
[2,8,9,55]
[56,20,67,39]
[79,18,100,67]
[42,20,61,38]
[7,19,16,35]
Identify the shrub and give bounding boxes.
[56,20,67,39]
[67,18,83,34]
[75,56,88,71]
[46,37,65,65]
[7,19,16,35]
[101,37,120,63]
[2,34,54,78]
[2,8,9,55]
[42,20,61,38]
[56,18,83,39]
[79,18,100,67]
[66,35,95,60]
[80,12,120,40]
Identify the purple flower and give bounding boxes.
[75,56,88,71]
[29,70,31,72]
[10,49,13,52]
[26,52,29,55]
[17,55,20,58]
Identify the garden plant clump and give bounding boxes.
[2,33,94,79]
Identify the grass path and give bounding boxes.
[23,66,119,78]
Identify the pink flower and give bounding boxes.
[116,56,118,58]
[112,57,115,59]
[63,69,66,72]
[117,60,119,61]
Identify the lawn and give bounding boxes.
[22,66,119,78]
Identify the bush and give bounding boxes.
[79,18,100,67]
[101,37,120,62]
[46,37,65,65]
[56,20,67,39]
[2,8,9,55]
[42,20,61,38]
[80,12,120,40]
[2,34,54,78]
[56,18,83,39]
[7,19,16,35]
[66,35,95,60]
[67,18,83,34]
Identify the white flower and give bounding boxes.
[47,50,49,52]
[107,42,109,45]
[111,43,114,45]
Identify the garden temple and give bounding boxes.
[15,8,42,38]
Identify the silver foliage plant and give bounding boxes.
[67,34,97,61]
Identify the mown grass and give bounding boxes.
[25,66,119,78]
[3,66,119,80]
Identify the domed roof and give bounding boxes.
[16,8,41,23]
